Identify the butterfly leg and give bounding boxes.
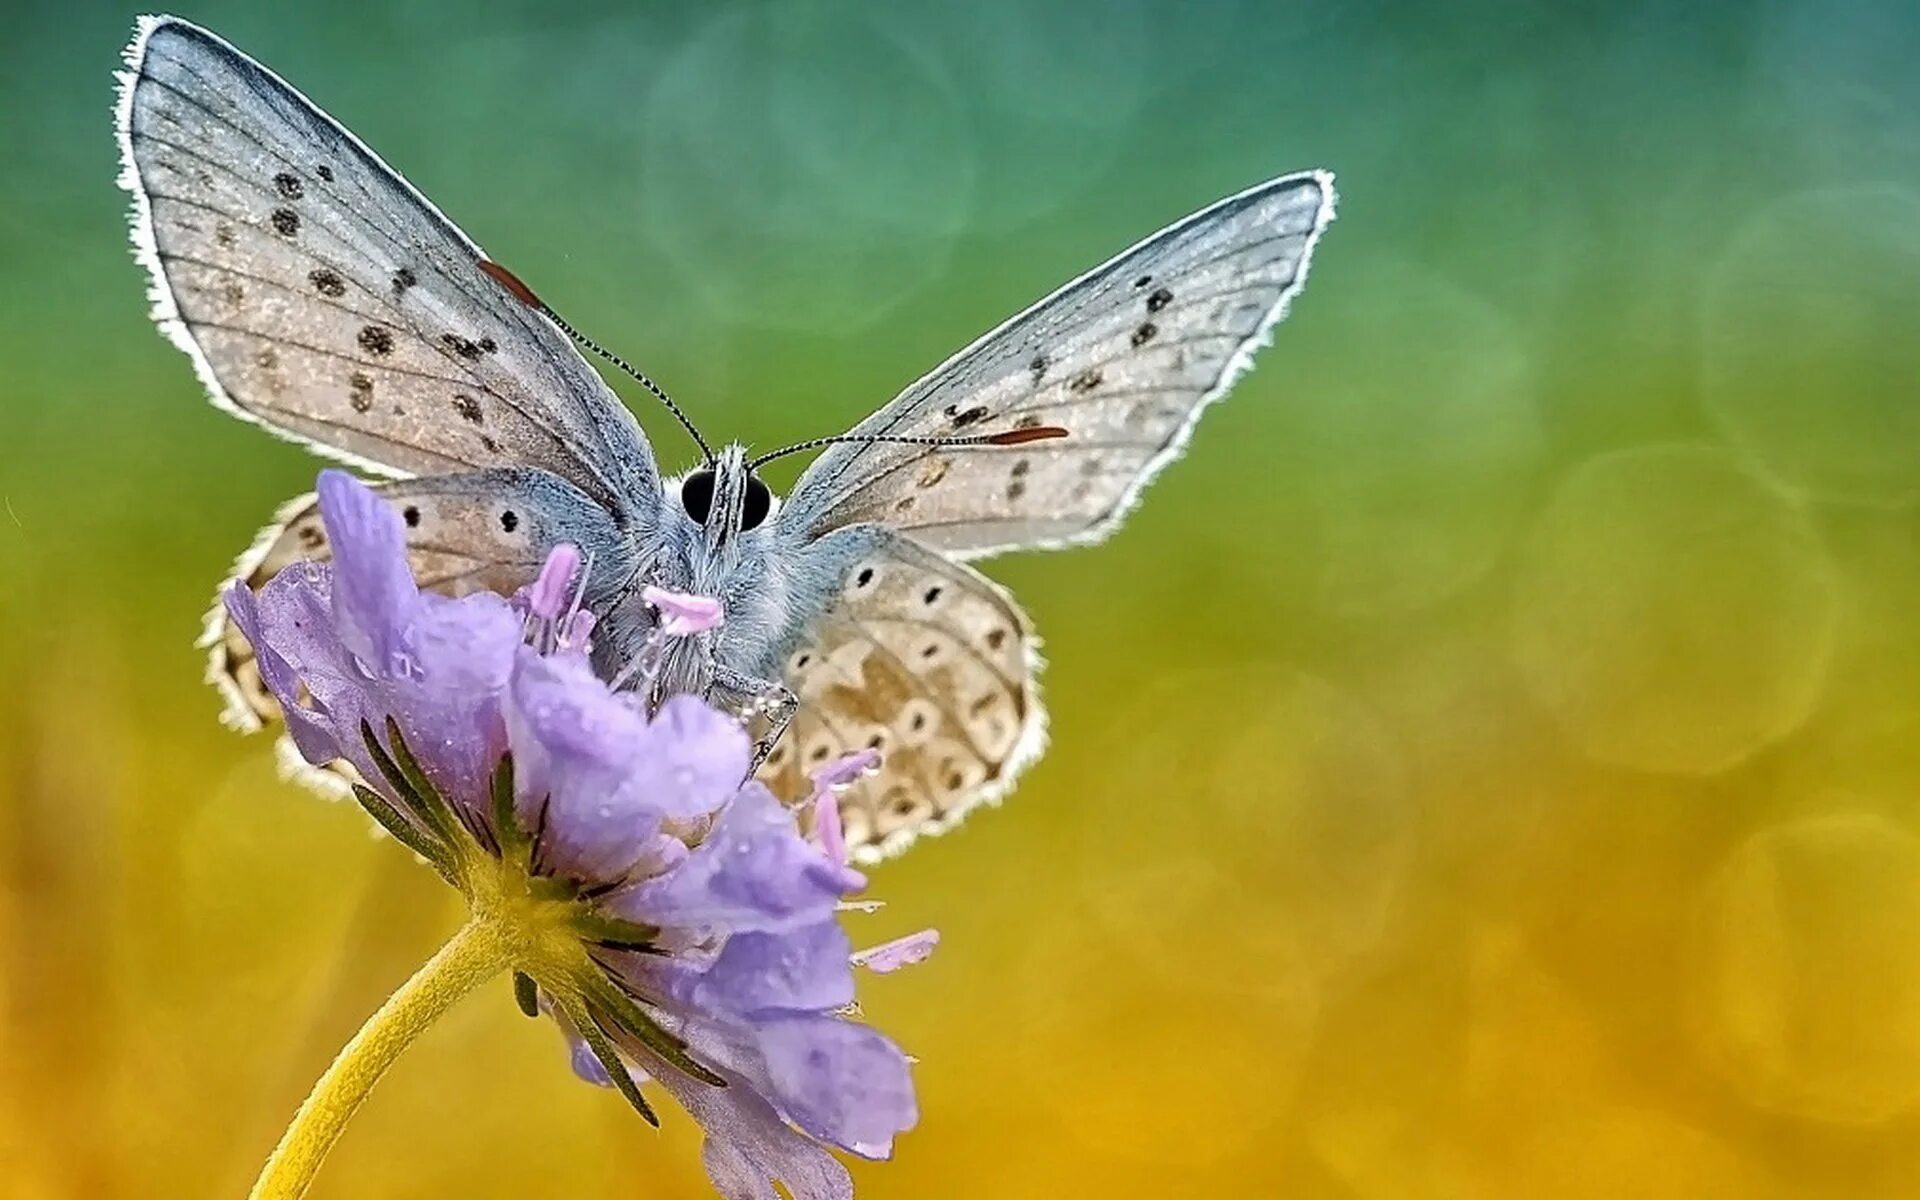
[712,665,798,774]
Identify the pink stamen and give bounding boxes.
[851,928,939,974]
[813,748,880,792]
[835,864,870,895]
[557,608,596,653]
[807,749,878,866]
[812,789,848,866]
[641,586,725,637]
[549,549,596,653]
[529,544,582,620]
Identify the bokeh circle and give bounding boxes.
[1510,444,1837,774]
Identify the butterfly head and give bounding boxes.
[675,443,776,552]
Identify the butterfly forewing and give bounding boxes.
[116,17,658,515]
[757,527,1044,862]
[781,171,1334,557]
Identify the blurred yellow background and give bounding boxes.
[6,1,1920,1196]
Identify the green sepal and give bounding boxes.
[583,971,727,1088]
[555,992,659,1127]
[360,718,459,847]
[572,912,662,950]
[513,971,540,1018]
[348,783,456,882]
[529,874,579,903]
[490,755,528,861]
[382,716,467,842]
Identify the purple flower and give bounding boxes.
[227,470,925,1200]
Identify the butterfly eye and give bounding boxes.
[680,470,716,524]
[741,476,772,531]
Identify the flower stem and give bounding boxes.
[246,918,510,1200]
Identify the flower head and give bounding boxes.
[227,470,927,1199]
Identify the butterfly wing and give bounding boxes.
[206,470,630,731]
[779,171,1334,557]
[754,526,1043,863]
[115,16,659,516]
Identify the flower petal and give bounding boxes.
[615,784,862,934]
[399,591,520,804]
[755,1015,917,1158]
[222,577,344,766]
[315,470,418,673]
[506,649,658,881]
[683,1082,852,1200]
[692,922,856,1017]
[638,693,752,818]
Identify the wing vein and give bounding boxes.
[136,65,425,262]
[859,613,1017,682]
[141,54,635,504]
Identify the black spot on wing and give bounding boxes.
[349,372,374,413]
[272,171,304,200]
[315,164,335,182]
[1069,367,1103,393]
[440,333,485,361]
[270,207,299,237]
[392,266,417,294]
[308,268,346,298]
[1130,321,1157,347]
[358,325,394,356]
[1146,286,1173,313]
[452,394,483,424]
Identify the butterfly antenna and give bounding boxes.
[479,259,714,463]
[748,425,1068,471]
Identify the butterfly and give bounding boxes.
[115,15,1335,862]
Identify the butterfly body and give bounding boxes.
[116,15,1335,861]
[637,444,808,705]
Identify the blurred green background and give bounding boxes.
[6,0,1920,1195]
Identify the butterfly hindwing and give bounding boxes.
[116,16,659,516]
[206,470,628,731]
[756,526,1044,862]
[780,171,1334,558]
